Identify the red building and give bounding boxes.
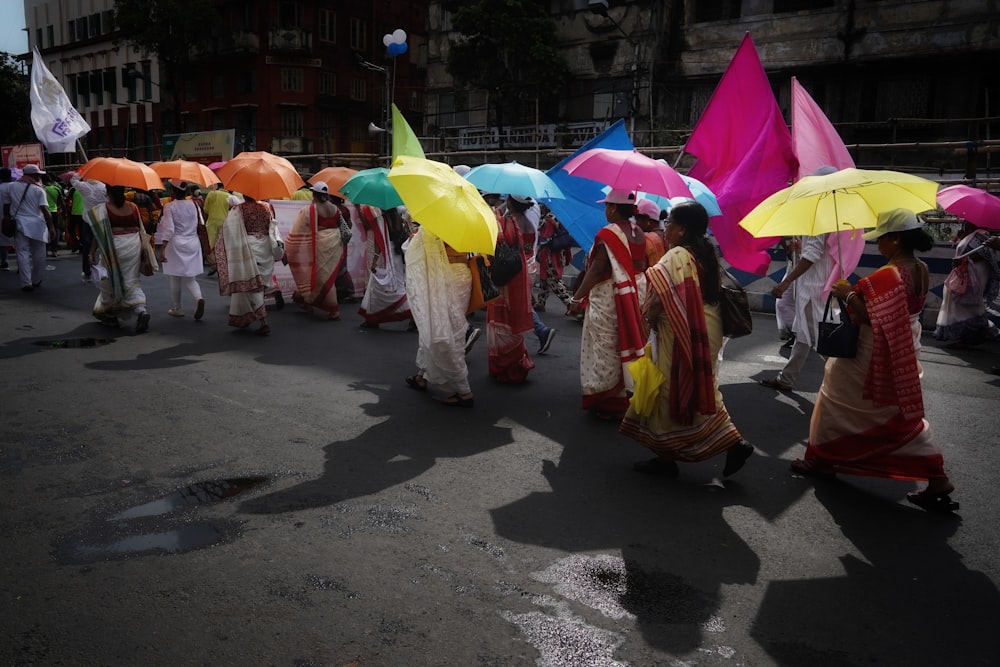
[173,0,426,167]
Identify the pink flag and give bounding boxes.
[686,33,798,275]
[791,77,865,292]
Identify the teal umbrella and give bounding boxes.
[465,161,565,200]
[340,167,404,209]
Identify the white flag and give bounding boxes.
[30,46,91,153]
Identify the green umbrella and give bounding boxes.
[340,167,404,209]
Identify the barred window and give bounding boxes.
[350,78,367,101]
[281,67,303,93]
[319,72,335,96]
[281,108,304,135]
[319,10,336,43]
[349,18,366,50]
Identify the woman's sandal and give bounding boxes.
[632,457,679,478]
[723,441,754,477]
[906,490,960,513]
[436,393,474,408]
[255,324,271,337]
[405,375,428,392]
[790,458,836,480]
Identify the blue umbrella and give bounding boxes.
[464,161,564,200]
[545,119,634,253]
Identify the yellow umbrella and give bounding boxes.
[150,159,222,188]
[387,156,499,255]
[78,157,163,191]
[739,168,939,239]
[627,345,664,417]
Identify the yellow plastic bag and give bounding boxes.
[627,344,665,417]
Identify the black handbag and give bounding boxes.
[816,293,860,358]
[719,270,752,338]
[548,224,574,252]
[467,254,500,313]
[490,217,523,287]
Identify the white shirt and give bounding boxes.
[3,179,49,242]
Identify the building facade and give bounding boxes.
[424,0,1000,175]
[22,0,428,169]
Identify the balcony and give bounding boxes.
[268,28,312,53]
[219,30,260,55]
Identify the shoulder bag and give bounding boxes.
[816,293,860,358]
[195,205,212,258]
[2,184,29,238]
[490,216,523,287]
[719,269,753,338]
[467,254,501,314]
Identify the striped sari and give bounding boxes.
[620,246,743,460]
[805,265,947,481]
[88,203,149,322]
[285,203,345,319]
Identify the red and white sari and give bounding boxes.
[580,224,647,417]
[357,206,411,324]
[805,265,947,481]
[285,204,345,320]
[487,213,535,383]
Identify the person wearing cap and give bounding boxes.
[158,180,206,320]
[621,201,754,477]
[285,181,347,321]
[2,164,54,292]
[215,192,281,336]
[794,208,959,513]
[634,197,666,266]
[87,184,153,333]
[569,188,648,419]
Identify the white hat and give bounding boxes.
[634,198,660,219]
[23,164,45,176]
[862,208,923,240]
[310,182,329,194]
[452,164,471,176]
[596,188,635,205]
[509,194,534,205]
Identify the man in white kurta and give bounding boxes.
[762,232,836,389]
[157,184,205,319]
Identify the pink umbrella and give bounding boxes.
[561,148,693,200]
[937,185,1000,230]
[207,161,227,171]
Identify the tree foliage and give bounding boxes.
[446,0,570,135]
[113,0,219,71]
[0,52,32,145]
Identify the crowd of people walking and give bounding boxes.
[5,164,998,516]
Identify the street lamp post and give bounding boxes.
[355,52,391,158]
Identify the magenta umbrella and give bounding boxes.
[937,185,1000,230]
[560,148,693,200]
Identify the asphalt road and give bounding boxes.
[2,253,999,667]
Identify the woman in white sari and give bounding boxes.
[357,204,412,327]
[87,185,154,333]
[403,227,474,407]
[214,196,281,336]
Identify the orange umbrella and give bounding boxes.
[78,157,163,191]
[309,166,358,197]
[150,160,222,188]
[215,151,305,200]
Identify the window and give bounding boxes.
[212,110,227,130]
[141,61,152,100]
[281,108,304,135]
[773,0,834,11]
[693,0,741,22]
[409,91,422,113]
[68,74,79,107]
[238,70,256,94]
[212,74,225,99]
[350,78,367,101]
[319,10,336,43]
[280,68,303,93]
[89,13,100,38]
[76,18,87,41]
[102,10,114,34]
[46,25,54,48]
[104,68,117,104]
[184,79,198,103]
[90,71,103,105]
[35,28,42,48]
[278,1,301,29]
[67,20,75,42]
[318,71,335,96]
[319,111,336,139]
[349,18,366,50]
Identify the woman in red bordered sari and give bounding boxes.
[620,201,753,477]
[285,183,345,321]
[568,189,648,419]
[357,205,412,327]
[796,208,959,513]
[487,202,535,383]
